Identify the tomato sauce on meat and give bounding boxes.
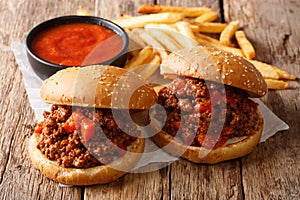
[156,76,260,148]
[31,23,123,66]
[35,105,139,168]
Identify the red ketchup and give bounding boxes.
[31,23,123,66]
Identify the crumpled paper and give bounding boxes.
[11,41,289,172]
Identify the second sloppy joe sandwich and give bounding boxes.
[152,46,267,164]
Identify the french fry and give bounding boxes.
[133,28,168,59]
[146,29,182,52]
[144,23,179,33]
[272,67,296,80]
[126,30,147,48]
[76,8,90,16]
[195,33,221,44]
[124,46,155,70]
[189,21,227,33]
[113,12,184,29]
[235,30,256,59]
[174,21,198,47]
[219,20,239,46]
[247,60,280,79]
[189,24,201,32]
[265,79,289,89]
[248,60,296,80]
[118,5,297,90]
[138,4,213,17]
[194,33,244,56]
[145,23,197,49]
[194,11,219,23]
[134,54,161,80]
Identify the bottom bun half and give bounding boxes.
[28,133,145,185]
[152,110,263,164]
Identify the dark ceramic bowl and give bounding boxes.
[26,15,129,80]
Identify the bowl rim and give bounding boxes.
[26,15,129,69]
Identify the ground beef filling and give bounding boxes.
[35,105,140,168]
[157,76,259,148]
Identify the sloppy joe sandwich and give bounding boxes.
[152,46,267,164]
[28,65,157,185]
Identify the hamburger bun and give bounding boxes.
[29,65,157,185]
[152,110,263,164]
[28,132,145,185]
[40,65,157,109]
[160,46,267,97]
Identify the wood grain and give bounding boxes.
[85,170,167,200]
[83,1,170,199]
[98,0,155,18]
[170,160,243,199]
[224,0,300,199]
[0,0,299,199]
[154,1,244,199]
[0,0,84,199]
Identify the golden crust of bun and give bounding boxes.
[40,65,157,109]
[160,46,267,98]
[151,110,263,164]
[28,133,145,185]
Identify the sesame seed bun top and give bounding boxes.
[40,65,157,109]
[160,46,267,97]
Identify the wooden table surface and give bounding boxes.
[0,0,299,199]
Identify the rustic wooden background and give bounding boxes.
[0,0,299,199]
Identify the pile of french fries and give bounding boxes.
[77,5,296,90]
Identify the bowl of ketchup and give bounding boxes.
[26,15,129,80]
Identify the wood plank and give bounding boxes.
[153,1,244,199]
[85,170,168,200]
[0,0,87,199]
[156,0,221,21]
[223,0,300,199]
[83,0,170,199]
[156,0,220,11]
[1,0,299,199]
[98,0,156,18]
[171,160,243,199]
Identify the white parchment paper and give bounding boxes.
[11,41,289,171]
